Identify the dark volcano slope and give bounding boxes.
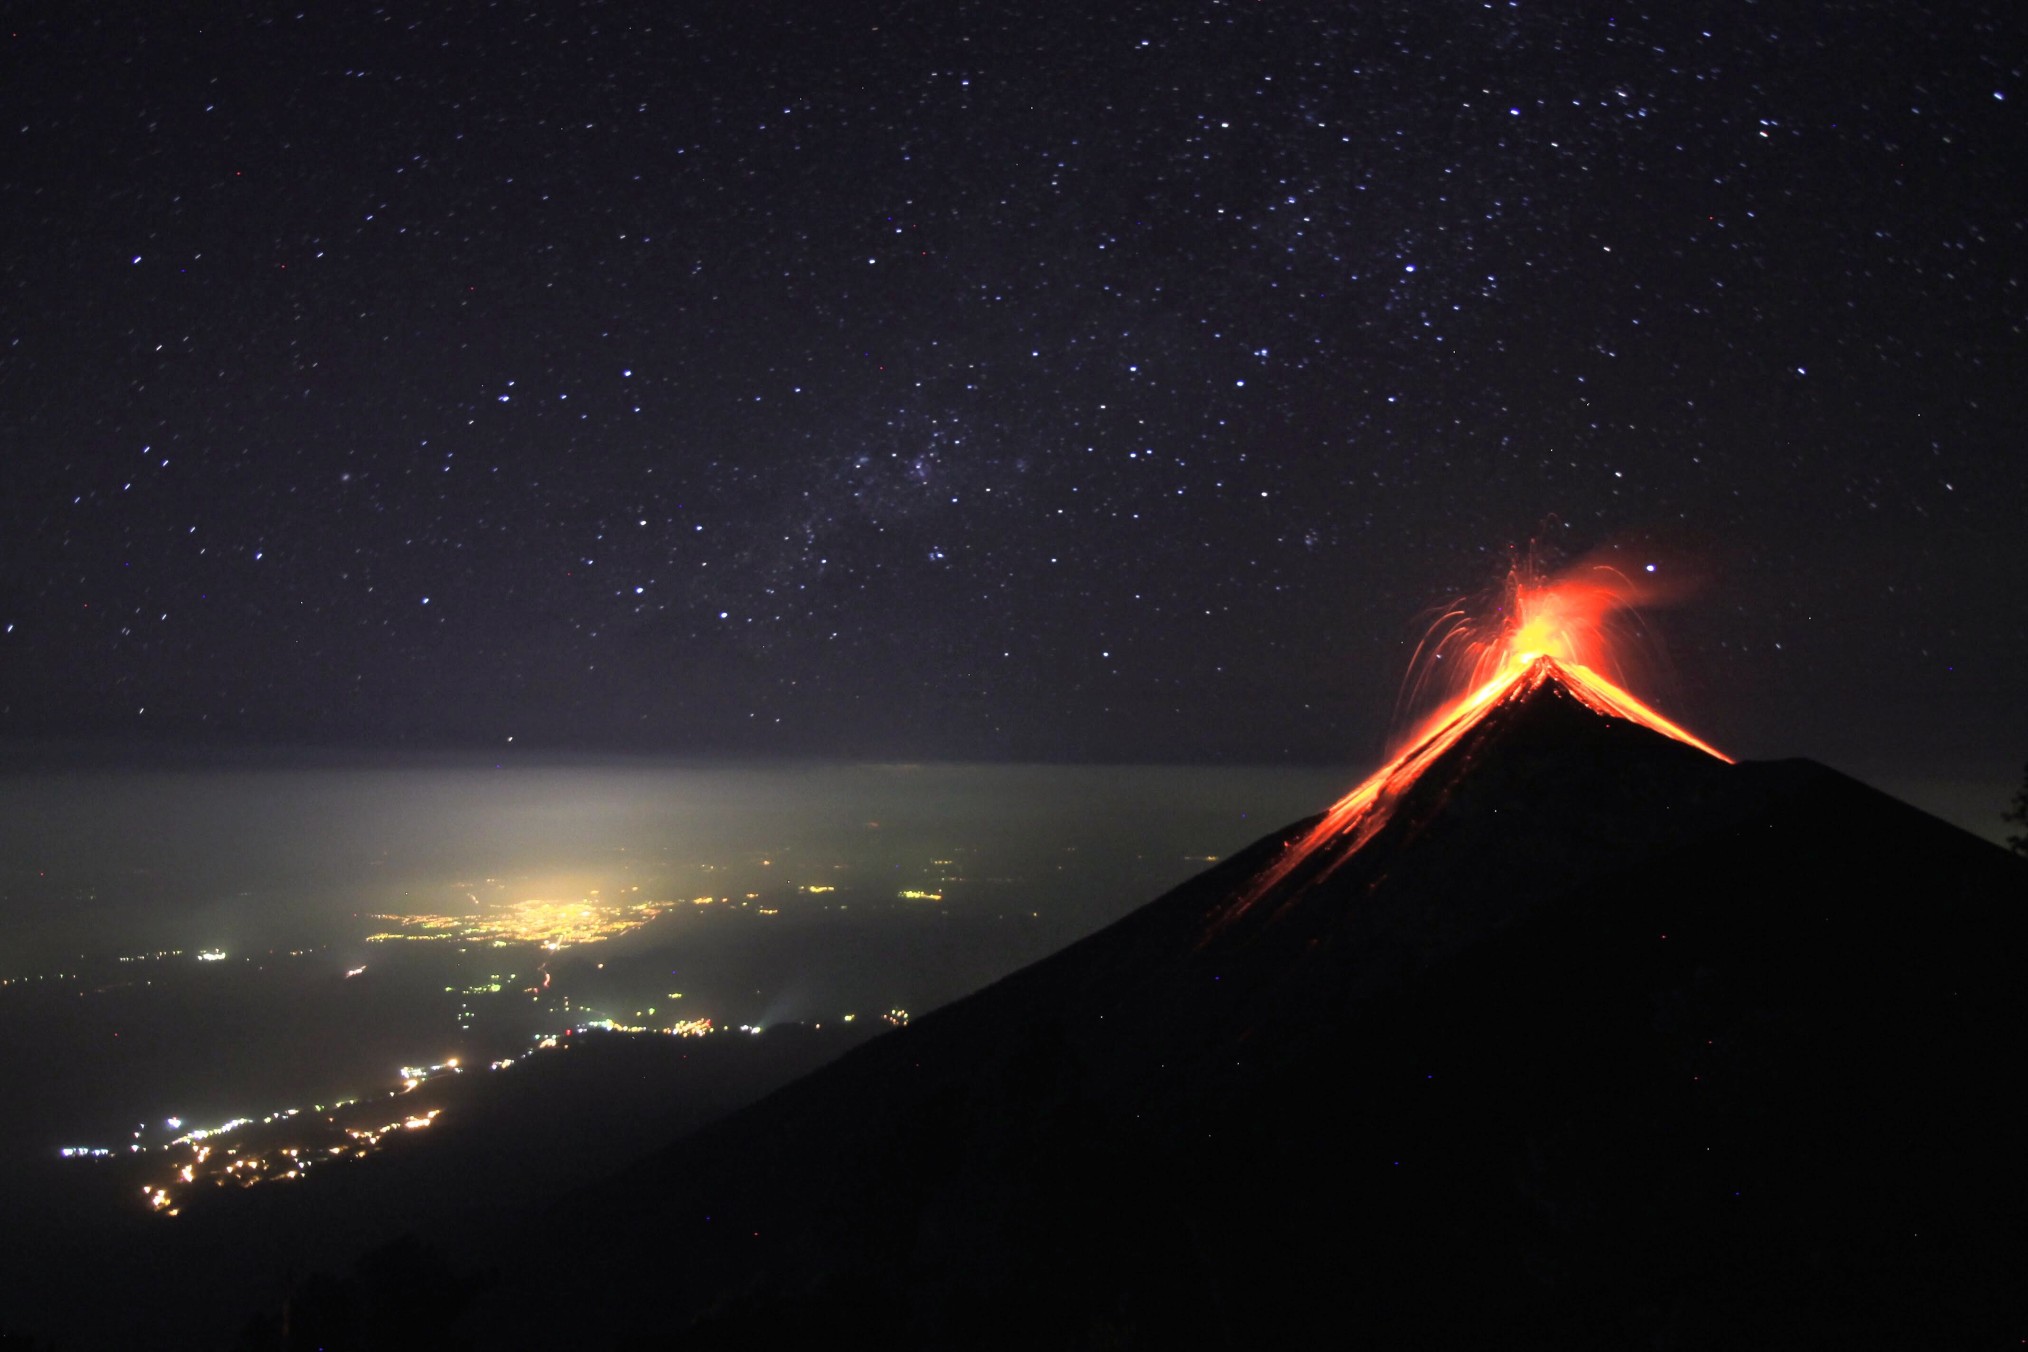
[466,679,2028,1350]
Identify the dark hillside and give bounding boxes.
[456,676,2028,1348]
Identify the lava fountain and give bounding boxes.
[1237,562,1728,908]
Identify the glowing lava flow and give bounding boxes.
[1239,572,1729,907]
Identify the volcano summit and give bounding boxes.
[441,663,2027,1350]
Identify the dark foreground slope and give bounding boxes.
[464,681,2028,1350]
[0,1024,879,1352]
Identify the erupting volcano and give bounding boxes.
[1241,564,1728,907]
[310,569,2026,1351]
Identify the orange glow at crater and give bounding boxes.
[1237,562,1728,908]
[1399,557,1687,721]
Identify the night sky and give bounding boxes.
[3,4,2023,784]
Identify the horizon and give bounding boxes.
[0,729,2012,851]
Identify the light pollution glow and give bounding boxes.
[366,891,673,950]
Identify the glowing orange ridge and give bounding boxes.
[1238,650,1729,908]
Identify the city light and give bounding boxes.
[365,895,675,949]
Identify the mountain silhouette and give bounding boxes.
[450,665,2026,1349]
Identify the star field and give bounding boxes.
[2,3,2023,774]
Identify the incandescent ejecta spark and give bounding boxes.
[1242,564,1729,906]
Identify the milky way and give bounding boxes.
[2,4,2022,776]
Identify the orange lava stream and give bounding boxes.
[1236,582,1730,909]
